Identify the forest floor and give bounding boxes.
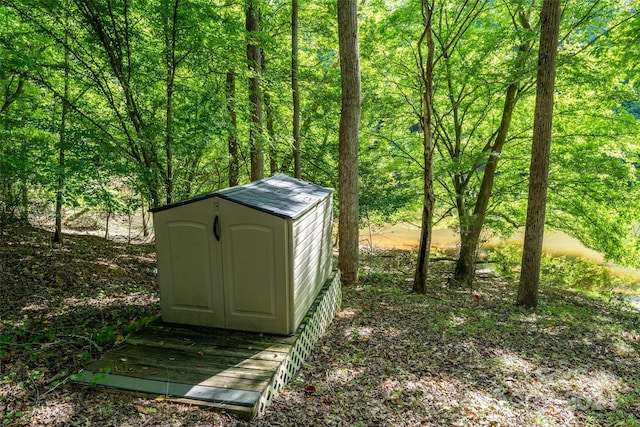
[1,222,639,426]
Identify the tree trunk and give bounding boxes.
[164,0,179,204]
[53,107,66,244]
[246,0,264,181]
[517,0,561,308]
[54,16,71,244]
[292,0,301,179]
[141,195,149,237]
[226,70,239,187]
[261,53,278,175]
[413,0,435,294]
[453,13,535,289]
[453,83,519,287]
[337,0,361,285]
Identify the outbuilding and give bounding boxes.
[150,174,333,335]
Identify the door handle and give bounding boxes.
[213,215,220,241]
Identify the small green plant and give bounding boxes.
[2,371,17,385]
[350,328,361,341]
[3,411,25,425]
[98,401,115,416]
[488,244,523,277]
[93,325,116,345]
[80,350,92,364]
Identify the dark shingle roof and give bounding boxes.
[150,174,333,219]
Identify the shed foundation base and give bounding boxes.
[73,270,341,420]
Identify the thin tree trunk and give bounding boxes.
[164,0,179,204]
[246,0,264,181]
[19,179,28,221]
[141,195,149,237]
[54,14,71,244]
[453,15,535,289]
[453,83,519,287]
[292,0,301,178]
[262,53,277,175]
[104,209,110,240]
[517,0,561,308]
[337,0,361,285]
[413,0,435,294]
[226,70,239,187]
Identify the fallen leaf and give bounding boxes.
[134,404,149,414]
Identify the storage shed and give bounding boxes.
[150,174,333,335]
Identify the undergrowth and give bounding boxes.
[488,243,640,296]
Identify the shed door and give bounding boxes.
[219,200,289,333]
[155,198,225,327]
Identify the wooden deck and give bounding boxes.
[73,271,341,420]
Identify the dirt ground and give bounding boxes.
[1,221,639,426]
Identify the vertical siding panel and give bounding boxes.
[292,195,333,326]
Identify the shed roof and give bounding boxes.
[150,174,333,219]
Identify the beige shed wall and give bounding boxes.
[292,194,333,327]
[152,191,332,335]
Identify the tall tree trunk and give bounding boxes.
[517,0,561,308]
[453,83,519,287]
[164,0,179,204]
[337,0,361,285]
[453,14,535,289]
[413,0,435,294]
[246,0,264,181]
[291,0,301,179]
[226,70,239,187]
[262,52,278,175]
[54,14,71,244]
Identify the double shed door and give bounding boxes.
[157,197,289,333]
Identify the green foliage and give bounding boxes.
[0,0,638,271]
[489,243,640,295]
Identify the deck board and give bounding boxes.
[73,271,341,420]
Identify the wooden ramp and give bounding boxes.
[73,271,341,420]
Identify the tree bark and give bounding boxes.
[453,12,535,289]
[517,0,561,308]
[226,70,239,187]
[337,0,361,285]
[164,0,179,204]
[413,0,435,294]
[292,0,301,179]
[246,0,264,181]
[453,83,519,287]
[53,13,71,244]
[261,53,278,175]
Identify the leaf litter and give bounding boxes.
[1,225,638,426]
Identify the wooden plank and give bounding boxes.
[75,370,261,408]
[146,321,300,343]
[75,386,258,421]
[109,344,282,372]
[138,323,298,348]
[125,336,289,362]
[92,346,277,382]
[82,359,269,392]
